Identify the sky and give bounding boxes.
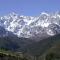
[0,0,60,16]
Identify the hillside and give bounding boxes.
[0,32,60,60]
[0,36,34,52]
[45,42,60,60]
[24,34,60,60]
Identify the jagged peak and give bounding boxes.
[40,12,49,16]
[0,12,60,39]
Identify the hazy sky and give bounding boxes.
[0,0,60,16]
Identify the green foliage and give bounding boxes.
[0,50,28,60]
[45,39,60,60]
[46,52,60,60]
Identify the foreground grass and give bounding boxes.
[0,49,28,60]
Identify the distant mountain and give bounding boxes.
[0,26,7,37]
[0,12,60,60]
[0,12,60,40]
[0,26,34,52]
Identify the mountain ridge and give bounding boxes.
[0,12,60,40]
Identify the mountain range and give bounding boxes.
[0,12,60,40]
[0,12,60,60]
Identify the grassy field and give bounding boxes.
[0,49,28,60]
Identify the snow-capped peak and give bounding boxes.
[0,12,60,38]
